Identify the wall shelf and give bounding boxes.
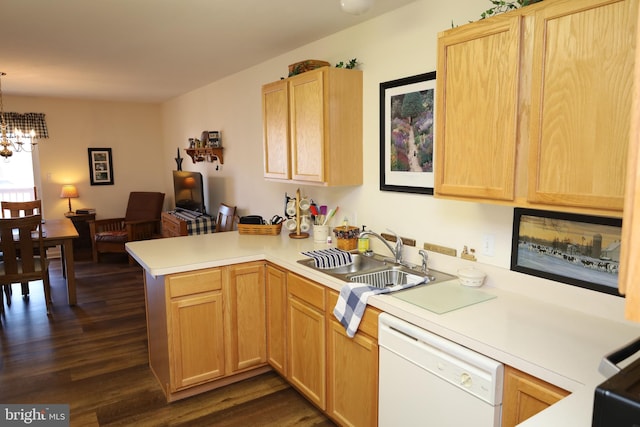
[185,147,224,164]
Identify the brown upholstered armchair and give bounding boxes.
[89,192,165,263]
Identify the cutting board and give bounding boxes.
[392,280,496,314]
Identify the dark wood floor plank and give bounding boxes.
[0,258,336,427]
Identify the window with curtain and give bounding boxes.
[0,112,48,201]
[2,112,49,138]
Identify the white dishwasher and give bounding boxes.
[378,313,504,426]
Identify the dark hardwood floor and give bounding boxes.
[0,254,335,426]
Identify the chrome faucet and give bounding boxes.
[358,229,404,264]
[418,249,429,273]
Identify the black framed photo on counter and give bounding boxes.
[379,71,436,195]
[511,208,622,296]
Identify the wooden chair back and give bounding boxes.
[215,203,236,232]
[1,200,42,218]
[124,192,165,222]
[0,214,51,314]
[0,215,47,284]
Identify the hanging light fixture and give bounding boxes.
[0,72,38,160]
[340,0,374,15]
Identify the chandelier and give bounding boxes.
[0,72,38,159]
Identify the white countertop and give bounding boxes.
[127,231,640,426]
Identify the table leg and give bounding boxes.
[60,244,67,279]
[61,240,76,305]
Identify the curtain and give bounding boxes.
[2,112,49,139]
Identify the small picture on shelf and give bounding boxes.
[208,131,221,148]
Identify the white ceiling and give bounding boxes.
[1,0,417,103]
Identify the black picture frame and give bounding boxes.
[379,71,436,194]
[88,148,114,186]
[511,208,622,296]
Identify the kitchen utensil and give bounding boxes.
[323,206,339,226]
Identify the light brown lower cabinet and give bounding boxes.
[224,262,267,373]
[286,272,327,410]
[266,263,287,375]
[144,263,269,402]
[326,290,380,427]
[502,365,570,427]
[169,283,226,391]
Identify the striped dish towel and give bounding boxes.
[333,277,428,338]
[301,248,353,269]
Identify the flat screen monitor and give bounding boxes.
[173,170,206,214]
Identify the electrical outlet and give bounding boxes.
[423,242,457,257]
[482,234,495,257]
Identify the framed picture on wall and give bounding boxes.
[511,208,622,296]
[380,71,436,194]
[88,148,114,185]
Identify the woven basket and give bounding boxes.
[288,60,330,77]
[336,237,357,251]
[238,223,282,236]
[333,226,359,250]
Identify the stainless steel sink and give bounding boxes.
[297,251,455,288]
[297,252,386,277]
[350,268,427,289]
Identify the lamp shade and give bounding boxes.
[183,176,196,188]
[60,184,79,199]
[340,0,373,15]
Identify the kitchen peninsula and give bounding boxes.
[127,231,640,426]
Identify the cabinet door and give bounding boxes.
[287,273,326,409]
[502,365,569,427]
[266,264,287,375]
[435,15,521,201]
[225,262,267,373]
[263,79,290,180]
[528,0,637,210]
[620,1,640,319]
[327,319,378,427]
[289,69,325,183]
[170,292,225,391]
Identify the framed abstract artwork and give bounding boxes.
[380,71,436,194]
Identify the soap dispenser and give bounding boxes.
[358,225,370,253]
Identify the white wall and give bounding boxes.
[161,0,516,269]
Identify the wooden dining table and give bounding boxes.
[41,218,79,305]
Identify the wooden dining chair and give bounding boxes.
[1,200,43,299]
[1,200,43,298]
[215,203,237,232]
[0,215,51,316]
[1,200,42,218]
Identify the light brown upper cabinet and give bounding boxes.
[436,14,521,202]
[619,1,640,321]
[262,66,363,186]
[435,0,637,217]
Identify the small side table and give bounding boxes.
[64,212,96,260]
